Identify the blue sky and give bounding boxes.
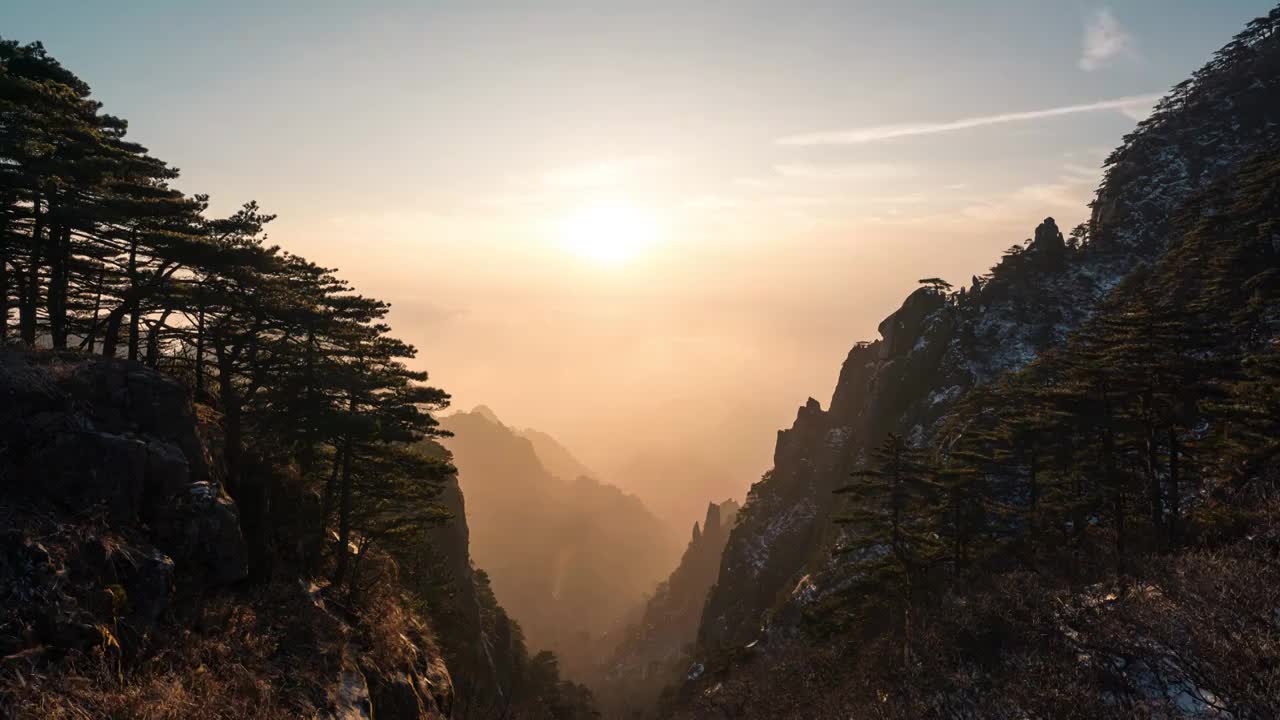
[4,1,1274,523]
[5,1,1263,215]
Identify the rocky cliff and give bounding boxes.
[0,351,248,653]
[593,499,740,715]
[698,0,1280,666]
[0,351,458,719]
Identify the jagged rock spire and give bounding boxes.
[1034,216,1062,243]
[1031,216,1066,262]
[704,502,722,534]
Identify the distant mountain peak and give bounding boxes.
[519,426,598,483]
[470,404,503,425]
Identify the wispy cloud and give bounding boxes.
[776,93,1162,146]
[960,162,1102,222]
[542,156,668,188]
[1116,98,1157,122]
[772,162,916,181]
[682,194,741,211]
[1079,8,1135,72]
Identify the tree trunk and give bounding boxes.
[1167,428,1181,546]
[299,323,317,476]
[1099,387,1126,575]
[902,605,913,666]
[18,192,44,345]
[47,223,71,349]
[0,213,9,343]
[84,266,104,353]
[146,308,172,369]
[14,266,30,345]
[100,303,127,357]
[1028,451,1039,540]
[310,446,343,571]
[126,236,140,361]
[217,347,244,494]
[1070,470,1085,578]
[332,434,355,588]
[1114,485,1126,571]
[194,300,206,397]
[348,536,380,604]
[1145,413,1164,539]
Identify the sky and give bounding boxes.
[4,0,1273,529]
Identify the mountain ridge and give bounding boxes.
[698,7,1280,655]
[439,406,682,681]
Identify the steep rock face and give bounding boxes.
[699,14,1280,653]
[406,441,511,713]
[595,499,741,715]
[0,351,249,593]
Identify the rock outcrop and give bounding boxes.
[0,351,249,659]
[595,498,740,715]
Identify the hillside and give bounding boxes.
[440,408,682,681]
[517,425,598,486]
[667,7,1280,718]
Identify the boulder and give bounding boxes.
[145,440,191,500]
[371,672,426,720]
[29,430,149,522]
[123,549,175,623]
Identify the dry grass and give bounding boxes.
[1,579,345,719]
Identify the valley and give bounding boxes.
[3,4,1280,719]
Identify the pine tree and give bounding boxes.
[1212,346,1280,484]
[834,433,940,654]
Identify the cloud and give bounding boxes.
[772,162,916,181]
[959,162,1101,222]
[1117,98,1157,122]
[542,156,668,188]
[1079,8,1135,71]
[682,194,741,211]
[776,92,1163,146]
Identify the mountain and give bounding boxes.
[666,8,1280,717]
[440,407,682,680]
[518,426,598,486]
[593,499,740,716]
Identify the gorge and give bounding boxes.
[4,4,1280,719]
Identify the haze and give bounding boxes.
[6,0,1264,528]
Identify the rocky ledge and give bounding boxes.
[0,350,249,662]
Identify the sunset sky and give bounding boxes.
[6,0,1271,527]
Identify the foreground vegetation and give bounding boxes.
[0,37,597,718]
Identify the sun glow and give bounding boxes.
[559,201,660,266]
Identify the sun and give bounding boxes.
[559,201,660,266]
